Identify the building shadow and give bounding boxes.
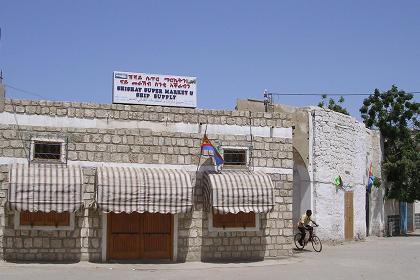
[175,211,193,263]
[174,161,209,263]
[402,232,420,238]
[292,248,313,254]
[105,259,175,264]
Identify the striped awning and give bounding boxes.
[96,167,193,214]
[203,171,275,214]
[8,164,83,213]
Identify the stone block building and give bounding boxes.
[237,99,385,241]
[0,98,294,262]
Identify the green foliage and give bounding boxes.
[373,177,381,188]
[318,94,349,115]
[360,85,420,202]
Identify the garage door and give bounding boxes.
[107,212,173,260]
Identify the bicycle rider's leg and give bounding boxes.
[308,226,313,239]
[298,226,306,244]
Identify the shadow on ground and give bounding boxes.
[3,260,79,264]
[292,248,313,254]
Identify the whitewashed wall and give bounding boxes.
[310,107,383,241]
[415,201,420,214]
[236,100,387,240]
[367,132,385,236]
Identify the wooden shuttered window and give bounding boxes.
[20,211,70,227]
[213,212,256,228]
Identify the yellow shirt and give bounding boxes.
[299,214,312,226]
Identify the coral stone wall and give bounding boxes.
[0,98,294,262]
[310,108,383,241]
[0,165,101,262]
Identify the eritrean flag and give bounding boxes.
[201,134,224,166]
[367,163,375,193]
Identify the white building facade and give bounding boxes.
[237,99,385,241]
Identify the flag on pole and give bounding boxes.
[367,163,375,193]
[200,134,224,166]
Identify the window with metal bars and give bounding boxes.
[33,141,62,161]
[222,148,247,166]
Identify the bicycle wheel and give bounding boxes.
[311,236,322,252]
[294,233,304,249]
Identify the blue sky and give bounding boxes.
[1,0,419,118]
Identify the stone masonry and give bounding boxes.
[0,98,294,262]
[310,107,383,241]
[0,165,101,262]
[235,99,385,241]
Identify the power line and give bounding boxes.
[4,84,48,99]
[10,99,29,160]
[4,82,420,101]
[266,91,420,96]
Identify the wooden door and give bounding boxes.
[107,212,173,260]
[142,213,173,259]
[107,212,142,260]
[344,192,354,241]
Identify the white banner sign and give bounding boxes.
[112,71,197,108]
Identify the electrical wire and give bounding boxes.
[4,83,420,101]
[4,84,48,99]
[10,100,29,161]
[267,91,420,96]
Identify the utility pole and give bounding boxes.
[0,71,5,112]
[263,89,273,112]
[0,27,5,112]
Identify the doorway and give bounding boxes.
[107,212,173,260]
[344,192,354,240]
[292,149,311,231]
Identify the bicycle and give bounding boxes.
[294,224,322,252]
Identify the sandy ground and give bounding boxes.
[1,233,419,280]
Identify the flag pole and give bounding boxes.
[248,110,254,171]
[196,124,208,172]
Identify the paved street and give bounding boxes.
[1,234,419,280]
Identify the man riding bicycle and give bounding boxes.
[298,209,318,246]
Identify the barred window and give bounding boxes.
[33,141,61,160]
[223,149,247,166]
[30,138,66,163]
[213,212,256,228]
